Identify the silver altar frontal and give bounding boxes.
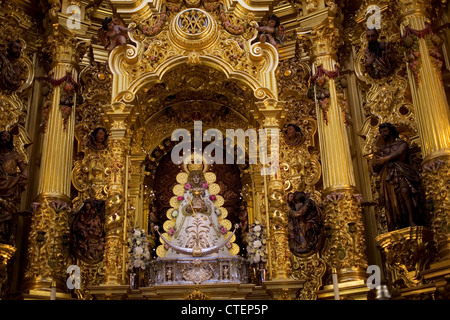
[149,256,248,285]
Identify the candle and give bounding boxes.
[50,281,56,300]
[332,268,340,300]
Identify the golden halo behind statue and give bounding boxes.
[229,243,240,255]
[176,172,189,184]
[169,196,181,209]
[220,219,232,231]
[208,183,220,195]
[156,245,166,257]
[172,184,185,196]
[218,207,228,219]
[166,208,174,220]
[213,195,224,207]
[204,172,216,183]
[163,220,176,232]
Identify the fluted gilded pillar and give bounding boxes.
[24,28,86,295]
[398,0,450,261]
[299,16,369,283]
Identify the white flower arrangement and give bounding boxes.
[246,220,268,265]
[127,229,151,270]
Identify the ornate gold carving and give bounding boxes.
[0,1,33,46]
[103,138,129,285]
[0,243,16,299]
[268,189,291,280]
[71,135,109,206]
[186,288,210,300]
[277,55,324,296]
[75,260,105,300]
[322,190,368,281]
[291,253,326,300]
[355,6,416,157]
[178,9,209,34]
[77,62,112,128]
[135,81,252,156]
[0,4,34,132]
[119,7,273,102]
[277,58,314,122]
[298,15,343,60]
[422,157,450,260]
[24,197,71,291]
[280,124,321,195]
[44,28,89,69]
[132,10,167,39]
[376,226,435,295]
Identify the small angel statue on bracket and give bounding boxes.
[98,17,132,52]
[253,14,285,57]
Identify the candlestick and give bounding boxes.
[50,280,56,300]
[332,268,340,300]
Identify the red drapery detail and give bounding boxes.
[48,72,80,91]
[311,64,340,83]
[402,22,432,39]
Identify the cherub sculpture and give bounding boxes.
[98,17,131,52]
[254,14,285,56]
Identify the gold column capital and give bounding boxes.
[44,25,90,70]
[396,0,431,22]
[297,15,343,63]
[255,99,286,129]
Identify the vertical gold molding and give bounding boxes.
[37,63,76,197]
[398,0,450,161]
[23,29,85,295]
[313,64,356,189]
[398,0,450,261]
[103,137,128,285]
[256,99,292,281]
[299,16,368,283]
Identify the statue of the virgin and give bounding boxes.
[156,166,239,258]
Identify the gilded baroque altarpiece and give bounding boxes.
[0,0,449,300]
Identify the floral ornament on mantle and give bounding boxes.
[48,72,80,130]
[402,23,444,85]
[127,228,151,270]
[308,65,340,125]
[245,220,268,265]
